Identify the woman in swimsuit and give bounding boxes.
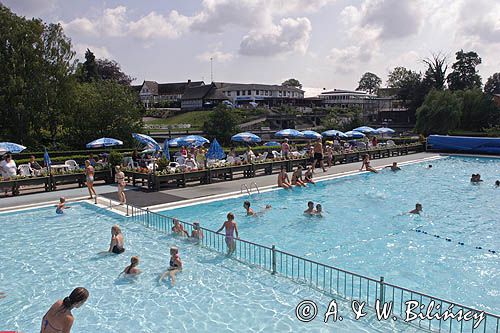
[277,166,292,189]
[84,160,97,199]
[304,166,316,184]
[114,166,127,205]
[291,166,307,187]
[216,212,239,255]
[172,218,189,237]
[40,287,89,333]
[190,222,203,240]
[108,224,125,254]
[122,256,141,276]
[360,155,378,173]
[159,247,183,286]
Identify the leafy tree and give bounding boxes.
[356,72,381,94]
[203,105,237,145]
[422,53,448,90]
[80,49,99,83]
[282,78,302,89]
[415,89,462,135]
[96,58,133,85]
[484,73,500,96]
[447,50,482,91]
[457,89,499,131]
[387,67,420,89]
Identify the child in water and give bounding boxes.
[56,197,70,214]
[314,204,323,217]
[122,256,141,276]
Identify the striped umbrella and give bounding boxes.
[132,133,161,151]
[345,131,366,138]
[375,127,395,135]
[353,126,377,134]
[264,141,280,146]
[322,130,347,138]
[231,132,262,143]
[169,135,209,148]
[274,129,304,138]
[301,130,322,140]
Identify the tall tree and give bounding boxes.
[96,58,133,85]
[281,78,302,89]
[386,67,424,123]
[484,73,500,96]
[80,49,99,83]
[415,89,462,135]
[387,67,419,88]
[203,105,237,145]
[447,50,482,91]
[422,53,448,90]
[457,89,499,131]
[356,72,381,94]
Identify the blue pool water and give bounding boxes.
[0,203,421,332]
[162,156,500,314]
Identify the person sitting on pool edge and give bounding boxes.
[40,287,89,333]
[291,166,307,187]
[304,201,315,215]
[277,166,292,189]
[409,203,423,214]
[122,256,141,276]
[159,246,183,286]
[56,197,70,214]
[385,162,401,171]
[304,166,315,185]
[360,154,378,173]
[108,224,125,254]
[172,218,189,237]
[191,222,203,240]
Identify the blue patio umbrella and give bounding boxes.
[375,127,395,135]
[231,132,262,143]
[264,141,280,146]
[132,133,161,151]
[0,142,27,154]
[206,138,225,160]
[44,148,52,169]
[353,126,377,134]
[345,131,366,139]
[322,130,347,138]
[162,140,170,160]
[301,130,322,140]
[169,135,209,147]
[86,137,123,149]
[274,129,304,138]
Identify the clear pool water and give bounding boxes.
[0,203,421,332]
[162,156,500,314]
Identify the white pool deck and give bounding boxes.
[0,152,443,213]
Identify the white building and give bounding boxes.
[217,83,304,104]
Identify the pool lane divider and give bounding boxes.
[414,227,497,255]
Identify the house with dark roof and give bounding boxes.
[181,82,228,111]
[135,80,204,108]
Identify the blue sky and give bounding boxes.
[4,0,500,96]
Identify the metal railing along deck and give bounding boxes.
[125,204,499,333]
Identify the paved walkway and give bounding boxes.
[0,152,440,212]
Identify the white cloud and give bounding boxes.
[128,11,189,39]
[459,0,500,44]
[196,50,234,62]
[2,0,56,18]
[73,43,112,60]
[61,6,127,37]
[239,17,312,56]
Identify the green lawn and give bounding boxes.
[144,111,213,129]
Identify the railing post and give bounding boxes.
[94,194,98,205]
[126,204,129,217]
[146,208,150,226]
[272,245,276,275]
[379,276,385,304]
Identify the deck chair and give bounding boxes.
[272,151,282,159]
[18,164,32,177]
[65,160,79,170]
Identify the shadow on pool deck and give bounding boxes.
[100,189,187,208]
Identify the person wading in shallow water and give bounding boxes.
[40,287,89,333]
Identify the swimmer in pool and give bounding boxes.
[40,287,89,333]
[191,222,203,240]
[0,292,5,299]
[243,201,255,216]
[122,256,141,276]
[172,218,189,237]
[495,180,500,187]
[56,197,70,214]
[409,203,423,214]
[314,204,323,217]
[427,165,432,169]
[108,224,125,254]
[385,162,401,171]
[216,213,239,255]
[304,201,315,215]
[159,246,183,286]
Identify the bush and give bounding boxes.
[108,150,123,167]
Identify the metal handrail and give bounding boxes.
[250,182,260,194]
[240,184,250,196]
[125,203,500,333]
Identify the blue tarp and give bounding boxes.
[427,135,500,154]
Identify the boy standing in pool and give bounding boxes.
[56,197,70,214]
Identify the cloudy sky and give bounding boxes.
[4,0,500,96]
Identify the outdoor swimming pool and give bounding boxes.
[0,203,421,332]
[162,156,500,314]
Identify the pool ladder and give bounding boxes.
[241,182,260,196]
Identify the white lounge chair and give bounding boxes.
[18,164,32,177]
[272,151,282,159]
[65,160,79,170]
[386,140,396,147]
[256,152,269,162]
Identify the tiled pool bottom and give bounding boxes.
[0,203,420,332]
